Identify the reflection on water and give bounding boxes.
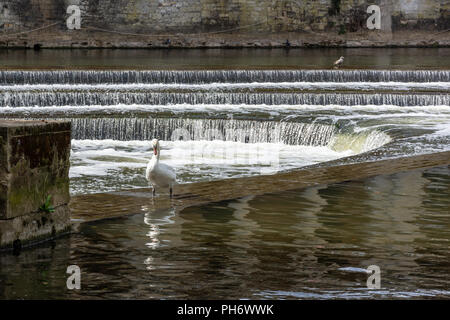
[0,48,449,70]
[0,166,449,299]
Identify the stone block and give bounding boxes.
[0,120,72,249]
[0,205,71,250]
[0,120,71,220]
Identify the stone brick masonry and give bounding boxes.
[0,1,449,47]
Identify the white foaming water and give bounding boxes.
[1,103,450,117]
[429,122,450,137]
[329,130,392,154]
[1,81,449,91]
[70,139,355,194]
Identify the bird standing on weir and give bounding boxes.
[333,56,344,69]
[146,139,177,198]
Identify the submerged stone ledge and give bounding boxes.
[0,120,72,250]
[70,150,450,224]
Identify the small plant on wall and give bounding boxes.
[39,195,55,213]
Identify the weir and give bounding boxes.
[1,70,450,84]
[70,118,336,146]
[1,67,448,237]
[2,92,449,107]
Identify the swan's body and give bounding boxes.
[333,56,344,69]
[146,139,176,198]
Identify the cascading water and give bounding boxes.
[70,118,336,146]
[1,70,450,84]
[2,91,449,107]
[1,69,448,194]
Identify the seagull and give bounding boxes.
[333,56,344,69]
[146,139,177,198]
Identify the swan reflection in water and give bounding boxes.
[142,205,177,271]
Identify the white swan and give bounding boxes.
[146,139,177,198]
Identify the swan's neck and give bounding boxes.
[153,143,161,161]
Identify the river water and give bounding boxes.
[0,165,448,299]
[0,48,449,299]
[0,48,449,70]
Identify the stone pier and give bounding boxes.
[0,120,72,250]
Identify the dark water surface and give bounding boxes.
[1,48,449,70]
[0,165,448,299]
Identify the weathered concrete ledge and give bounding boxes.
[0,120,72,250]
[70,150,450,224]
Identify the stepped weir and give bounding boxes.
[1,70,450,84]
[1,68,449,223]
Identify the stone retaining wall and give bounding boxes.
[0,0,448,48]
[0,120,71,250]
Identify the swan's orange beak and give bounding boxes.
[153,147,157,155]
